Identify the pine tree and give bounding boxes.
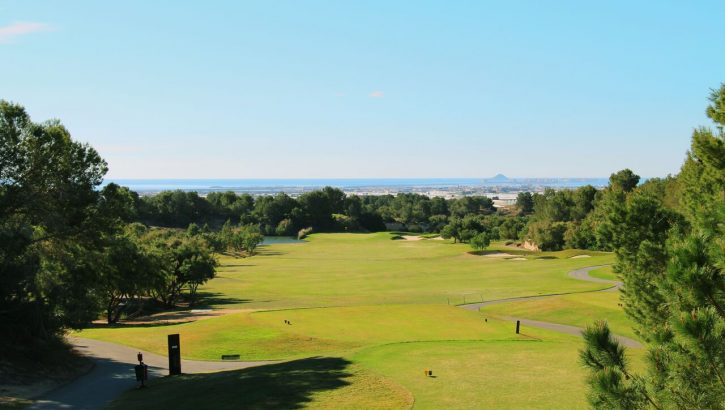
[581,85,725,409]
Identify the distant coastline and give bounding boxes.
[104,177,610,197]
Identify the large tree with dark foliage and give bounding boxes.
[0,101,111,341]
[580,85,725,409]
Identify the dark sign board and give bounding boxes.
[168,334,182,375]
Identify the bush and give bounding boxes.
[275,219,295,236]
[298,227,313,240]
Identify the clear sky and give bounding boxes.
[2,1,723,179]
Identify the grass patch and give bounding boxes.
[354,338,590,409]
[588,265,617,281]
[201,233,614,309]
[107,357,413,410]
[481,291,637,340]
[77,305,520,360]
[76,312,353,361]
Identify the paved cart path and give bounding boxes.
[29,337,275,410]
[459,265,641,348]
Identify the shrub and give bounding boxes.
[298,227,313,240]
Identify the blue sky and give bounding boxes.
[2,1,723,179]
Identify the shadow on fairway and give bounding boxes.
[107,357,353,410]
[194,292,250,307]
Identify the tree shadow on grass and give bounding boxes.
[194,292,250,307]
[109,357,352,410]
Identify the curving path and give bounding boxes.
[459,265,641,348]
[29,337,276,410]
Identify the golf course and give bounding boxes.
[74,233,643,409]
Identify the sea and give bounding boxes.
[104,178,610,196]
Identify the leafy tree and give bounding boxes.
[499,216,527,240]
[428,214,449,233]
[449,196,495,218]
[526,220,568,251]
[516,192,534,215]
[429,196,449,216]
[254,193,298,234]
[469,232,491,251]
[99,228,157,323]
[228,224,265,255]
[358,211,386,232]
[572,185,597,221]
[440,218,463,243]
[344,195,363,220]
[147,231,217,307]
[609,169,640,193]
[298,187,345,230]
[581,87,725,409]
[0,101,113,342]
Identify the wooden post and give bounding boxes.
[516,320,520,334]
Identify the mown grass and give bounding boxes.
[588,265,618,281]
[480,290,637,340]
[77,311,352,361]
[107,358,414,410]
[77,305,520,360]
[200,233,614,309]
[353,327,646,410]
[85,233,634,409]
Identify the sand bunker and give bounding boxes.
[401,235,423,241]
[510,257,527,261]
[483,252,516,258]
[570,255,591,259]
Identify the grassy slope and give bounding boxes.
[87,233,633,409]
[480,291,637,340]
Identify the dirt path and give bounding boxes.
[29,338,275,409]
[459,265,641,348]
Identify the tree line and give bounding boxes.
[127,172,656,253]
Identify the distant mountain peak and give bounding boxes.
[489,174,509,181]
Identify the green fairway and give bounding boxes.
[81,233,638,409]
[200,233,613,309]
[588,265,618,281]
[77,305,524,360]
[480,290,637,340]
